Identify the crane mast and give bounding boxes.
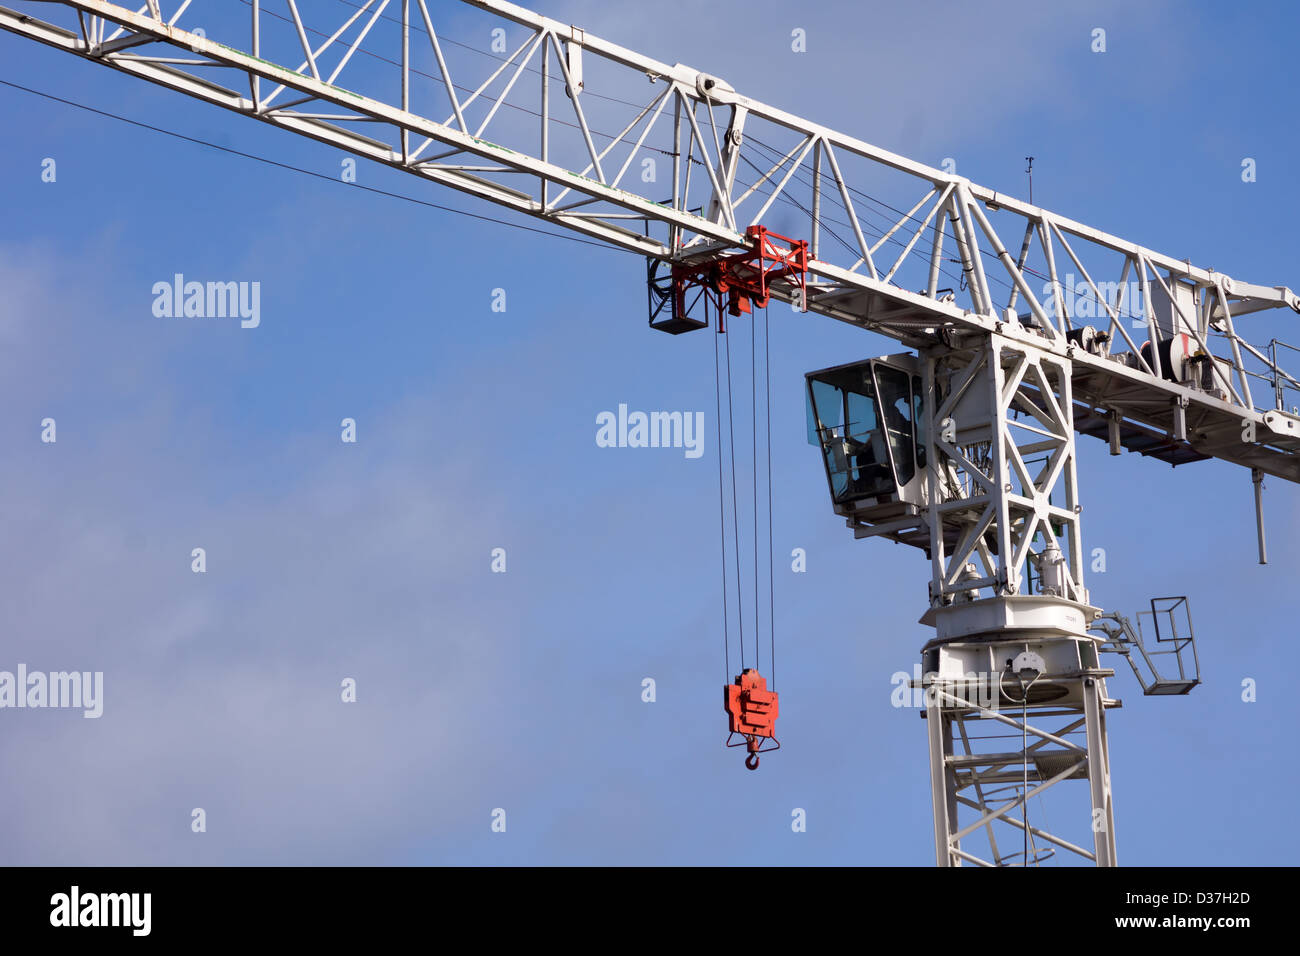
[4,0,1298,866]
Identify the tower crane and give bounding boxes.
[4,0,1298,867]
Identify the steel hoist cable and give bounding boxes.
[759,306,769,686]
[719,307,780,769]
[998,667,1049,866]
[713,329,731,682]
[724,316,745,666]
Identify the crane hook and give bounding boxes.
[745,752,760,771]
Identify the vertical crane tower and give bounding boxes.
[4,0,1299,865]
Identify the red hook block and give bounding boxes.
[724,668,780,769]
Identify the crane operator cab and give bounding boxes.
[805,355,926,526]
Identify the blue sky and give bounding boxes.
[0,0,1297,865]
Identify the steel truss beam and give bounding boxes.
[3,0,1300,481]
[924,333,1083,602]
[916,332,1116,866]
[925,673,1116,867]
